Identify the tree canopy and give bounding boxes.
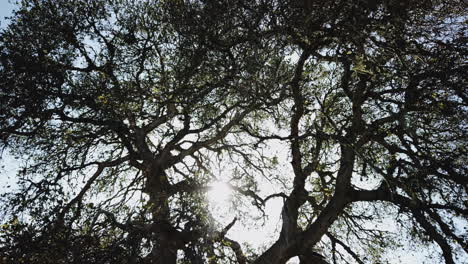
[0,0,466,263]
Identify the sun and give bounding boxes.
[207,181,233,208]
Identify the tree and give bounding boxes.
[0,0,466,263]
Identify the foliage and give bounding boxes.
[0,0,466,263]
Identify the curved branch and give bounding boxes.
[58,156,130,221]
[412,210,455,264]
[327,233,364,264]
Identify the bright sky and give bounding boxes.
[0,2,464,263]
[0,1,15,28]
[0,1,18,195]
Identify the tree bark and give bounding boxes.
[143,162,178,264]
[254,145,355,264]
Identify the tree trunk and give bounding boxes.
[144,163,178,264]
[150,240,177,264]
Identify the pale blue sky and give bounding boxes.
[0,0,16,28]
